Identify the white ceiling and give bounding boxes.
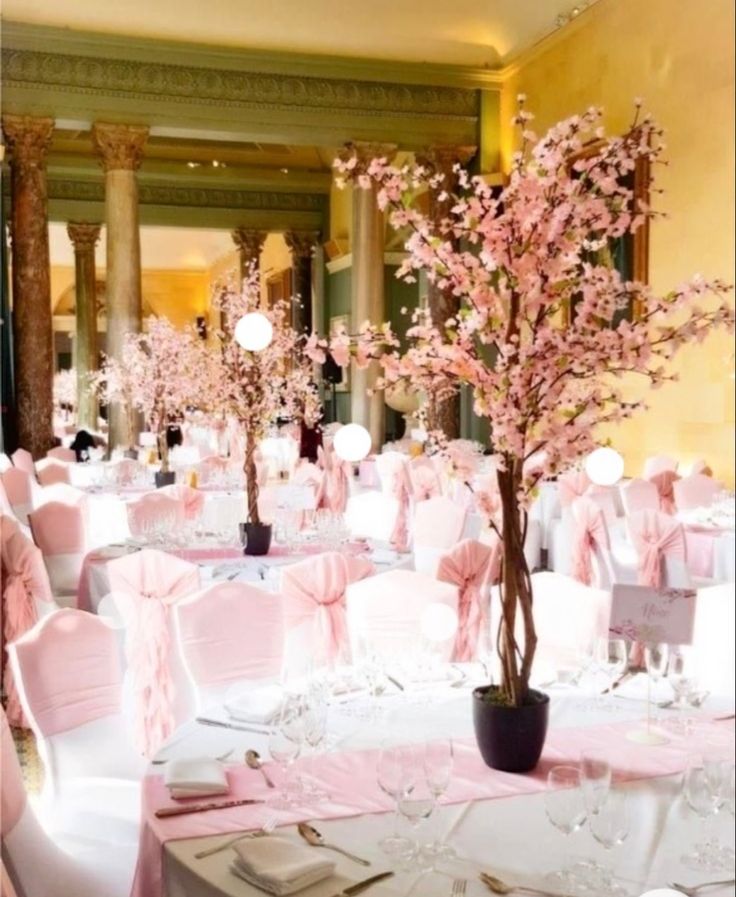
[3,0,584,67]
[49,224,234,270]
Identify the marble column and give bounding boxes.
[285,230,319,333]
[416,144,476,440]
[231,228,266,283]
[92,123,148,449]
[344,143,396,449]
[67,222,101,430]
[2,115,55,458]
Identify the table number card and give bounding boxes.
[609,584,697,645]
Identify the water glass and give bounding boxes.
[376,745,415,857]
[682,752,736,872]
[545,766,587,888]
[423,740,455,862]
[580,750,612,815]
[589,789,631,895]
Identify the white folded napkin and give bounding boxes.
[371,548,399,564]
[164,757,229,799]
[230,835,335,896]
[225,685,284,724]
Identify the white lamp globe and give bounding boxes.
[234,312,273,351]
[585,447,625,486]
[333,423,372,463]
[420,603,459,644]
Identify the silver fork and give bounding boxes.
[194,816,278,859]
[451,880,467,897]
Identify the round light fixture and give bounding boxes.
[333,423,372,463]
[585,447,624,486]
[234,313,273,352]
[420,603,459,643]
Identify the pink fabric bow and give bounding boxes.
[107,550,200,757]
[558,470,592,508]
[648,470,680,515]
[159,485,205,521]
[408,458,442,502]
[629,510,687,588]
[570,498,610,586]
[316,447,349,514]
[389,462,412,553]
[281,552,374,666]
[437,539,497,662]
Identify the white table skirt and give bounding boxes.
[150,678,735,897]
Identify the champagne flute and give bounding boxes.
[423,740,455,862]
[376,745,415,856]
[589,789,631,896]
[682,753,734,871]
[397,775,435,869]
[545,766,587,889]
[580,750,612,816]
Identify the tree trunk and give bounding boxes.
[244,431,261,525]
[158,430,170,473]
[496,466,537,707]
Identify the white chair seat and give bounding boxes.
[39,777,142,847]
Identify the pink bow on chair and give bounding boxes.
[558,470,592,509]
[648,470,680,515]
[407,458,442,502]
[389,461,412,553]
[629,510,687,588]
[107,550,200,757]
[281,552,374,666]
[437,539,497,662]
[570,498,610,586]
[159,484,205,520]
[316,447,350,514]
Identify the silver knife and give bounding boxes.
[332,872,394,897]
[196,717,272,735]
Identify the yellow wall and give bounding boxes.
[502,0,735,484]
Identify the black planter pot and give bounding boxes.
[472,686,550,773]
[154,471,176,488]
[239,522,273,556]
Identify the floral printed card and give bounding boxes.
[609,584,697,645]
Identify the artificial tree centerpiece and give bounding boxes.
[331,99,733,771]
[92,355,139,458]
[213,269,320,555]
[122,317,210,486]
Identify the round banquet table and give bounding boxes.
[134,672,736,897]
[678,510,736,583]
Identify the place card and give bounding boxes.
[609,584,697,645]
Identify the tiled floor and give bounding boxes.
[9,723,43,795]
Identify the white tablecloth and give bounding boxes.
[149,677,735,897]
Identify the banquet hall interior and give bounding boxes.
[0,1,735,896]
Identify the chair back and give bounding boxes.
[648,469,680,514]
[345,491,399,542]
[628,509,690,588]
[28,502,86,599]
[643,454,678,479]
[106,549,200,756]
[35,460,72,487]
[157,484,204,520]
[346,568,459,663]
[34,482,87,509]
[570,497,614,589]
[688,458,713,477]
[673,473,721,511]
[1,470,36,524]
[413,496,467,576]
[126,492,185,539]
[557,469,592,510]
[281,552,374,675]
[620,478,660,516]
[10,450,35,476]
[0,452,13,473]
[46,447,77,464]
[407,456,442,502]
[110,458,140,486]
[374,451,407,496]
[175,582,284,708]
[198,454,230,484]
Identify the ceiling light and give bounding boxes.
[280,167,289,174]
[186,161,201,169]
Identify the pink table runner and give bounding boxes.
[131,717,731,897]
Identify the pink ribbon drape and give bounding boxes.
[648,470,680,515]
[281,553,374,666]
[107,550,200,757]
[570,498,610,586]
[316,447,350,514]
[407,458,442,502]
[558,470,592,509]
[389,462,412,553]
[437,539,497,662]
[629,510,687,588]
[159,485,205,520]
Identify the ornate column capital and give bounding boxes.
[339,141,398,168]
[67,222,102,252]
[285,229,320,261]
[231,228,266,259]
[415,144,477,176]
[2,115,54,171]
[92,123,148,172]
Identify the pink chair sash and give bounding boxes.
[389,462,411,553]
[316,447,349,515]
[570,498,610,586]
[10,449,35,476]
[281,552,374,666]
[648,470,680,515]
[46,447,76,463]
[158,484,205,520]
[176,582,284,691]
[10,609,122,737]
[28,502,85,557]
[558,470,592,509]
[1,709,27,837]
[36,461,71,487]
[127,493,185,538]
[628,510,687,588]
[407,457,442,502]
[107,550,200,757]
[1,469,33,510]
[437,540,496,662]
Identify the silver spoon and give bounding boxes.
[297,822,371,866]
[669,880,736,896]
[245,749,275,788]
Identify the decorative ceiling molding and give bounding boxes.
[1,23,482,148]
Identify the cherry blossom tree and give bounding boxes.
[326,99,733,707]
[53,369,77,422]
[91,356,138,452]
[213,269,321,526]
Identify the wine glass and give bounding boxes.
[667,649,697,709]
[423,740,455,862]
[627,643,669,746]
[545,766,587,888]
[267,721,301,810]
[682,752,735,872]
[580,750,612,816]
[376,745,415,856]
[300,690,330,803]
[589,789,631,896]
[596,638,628,709]
[397,775,435,869]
